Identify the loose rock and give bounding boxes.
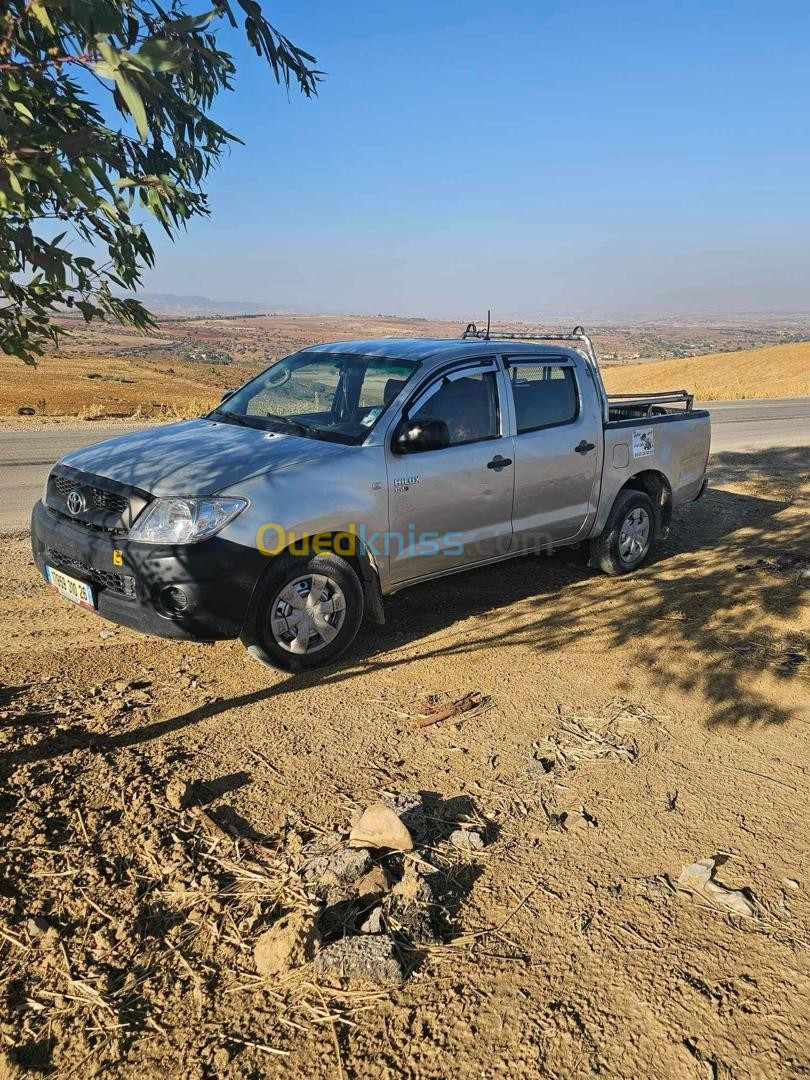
[26,915,51,939]
[359,906,384,934]
[254,910,319,978]
[677,857,754,917]
[304,846,372,886]
[349,803,413,852]
[313,936,404,986]
[165,778,194,811]
[449,829,485,851]
[356,865,392,898]
[388,865,441,944]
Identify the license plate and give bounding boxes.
[45,565,95,610]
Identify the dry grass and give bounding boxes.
[3,331,808,419]
[602,341,810,400]
[0,352,228,418]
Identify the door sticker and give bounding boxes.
[633,428,654,458]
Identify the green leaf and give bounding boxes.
[113,71,149,140]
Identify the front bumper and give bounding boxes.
[31,500,268,641]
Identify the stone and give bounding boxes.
[254,910,318,978]
[165,778,193,811]
[348,803,413,852]
[359,906,384,934]
[313,936,404,986]
[356,865,392,898]
[449,829,485,851]
[392,864,435,905]
[304,846,372,886]
[211,1047,231,1073]
[388,865,440,945]
[26,915,51,939]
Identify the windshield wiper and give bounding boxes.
[212,408,322,437]
[264,412,322,437]
[210,409,259,429]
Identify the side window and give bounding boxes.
[509,363,578,433]
[411,371,499,446]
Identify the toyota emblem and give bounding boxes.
[66,490,86,515]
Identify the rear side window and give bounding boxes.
[509,363,578,433]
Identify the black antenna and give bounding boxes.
[485,309,491,339]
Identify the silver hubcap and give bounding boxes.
[269,573,346,655]
[619,507,651,564]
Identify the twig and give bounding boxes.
[311,985,345,1080]
[75,808,91,845]
[228,1036,289,1057]
[703,762,797,791]
[248,747,282,775]
[413,691,489,728]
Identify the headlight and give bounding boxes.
[128,497,247,544]
[42,471,51,508]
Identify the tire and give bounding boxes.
[589,488,657,576]
[240,552,364,672]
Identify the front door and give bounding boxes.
[385,364,514,584]
[506,357,601,550]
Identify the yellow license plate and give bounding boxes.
[45,565,95,610]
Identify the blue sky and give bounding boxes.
[141,0,810,318]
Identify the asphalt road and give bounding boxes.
[1,398,808,532]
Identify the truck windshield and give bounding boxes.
[208,352,418,444]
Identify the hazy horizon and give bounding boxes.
[137,1,810,319]
[131,290,810,326]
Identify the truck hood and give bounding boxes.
[59,418,348,496]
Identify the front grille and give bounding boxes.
[46,548,136,598]
[53,475,128,516]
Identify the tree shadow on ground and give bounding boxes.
[351,445,809,728]
[5,447,807,773]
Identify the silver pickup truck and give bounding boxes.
[31,326,710,672]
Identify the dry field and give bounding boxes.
[1,444,808,1077]
[3,314,808,420]
[602,341,810,401]
[0,351,246,420]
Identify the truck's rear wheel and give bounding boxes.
[241,552,364,672]
[590,489,656,576]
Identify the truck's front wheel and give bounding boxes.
[590,489,656,576]
[241,552,364,672]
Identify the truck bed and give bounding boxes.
[606,389,695,423]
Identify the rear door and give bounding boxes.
[505,356,601,549]
[385,361,515,584]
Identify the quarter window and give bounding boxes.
[509,363,578,433]
[411,371,499,445]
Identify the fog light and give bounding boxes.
[160,585,189,614]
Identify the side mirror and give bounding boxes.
[220,389,234,402]
[392,416,450,453]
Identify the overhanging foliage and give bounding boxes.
[0,0,319,362]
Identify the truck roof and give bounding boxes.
[300,336,584,366]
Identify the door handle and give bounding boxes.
[575,440,596,454]
[487,455,513,470]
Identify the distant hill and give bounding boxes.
[134,292,271,317]
[602,341,810,400]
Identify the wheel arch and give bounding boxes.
[246,531,385,627]
[619,469,673,536]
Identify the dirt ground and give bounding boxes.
[1,446,808,1078]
